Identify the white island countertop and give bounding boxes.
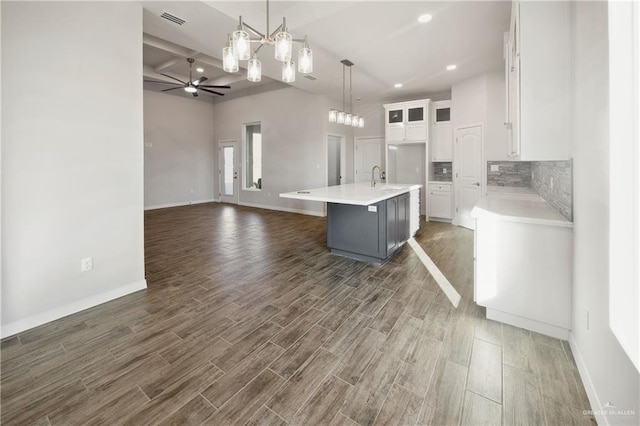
[280,182,422,206]
[472,191,573,228]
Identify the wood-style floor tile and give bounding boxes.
[0,204,593,426]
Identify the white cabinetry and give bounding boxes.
[504,1,571,160]
[410,188,420,236]
[428,182,452,220]
[384,100,429,143]
[431,101,453,161]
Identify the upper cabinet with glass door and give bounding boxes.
[384,99,430,143]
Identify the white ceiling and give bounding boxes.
[141,1,511,104]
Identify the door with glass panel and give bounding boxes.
[219,141,238,204]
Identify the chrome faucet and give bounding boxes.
[371,165,381,188]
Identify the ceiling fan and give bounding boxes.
[145,58,231,97]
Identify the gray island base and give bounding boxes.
[280,182,422,264]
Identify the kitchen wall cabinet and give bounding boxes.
[431,101,453,161]
[428,182,452,220]
[504,1,571,160]
[384,100,429,143]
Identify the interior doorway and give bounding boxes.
[218,140,238,204]
[327,134,345,186]
[354,136,384,183]
[454,125,483,229]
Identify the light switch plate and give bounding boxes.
[491,165,499,172]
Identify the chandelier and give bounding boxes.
[329,60,364,128]
[222,0,313,83]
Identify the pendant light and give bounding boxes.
[223,34,239,73]
[328,60,364,128]
[282,60,296,83]
[247,55,261,82]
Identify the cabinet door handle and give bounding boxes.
[472,182,480,186]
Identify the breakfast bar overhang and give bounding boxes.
[280,182,422,264]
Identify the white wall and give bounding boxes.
[213,86,350,215]
[452,71,508,164]
[570,2,640,424]
[144,91,216,209]
[1,2,146,337]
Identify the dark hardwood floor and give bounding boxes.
[1,202,593,425]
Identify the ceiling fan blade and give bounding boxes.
[199,88,225,96]
[192,76,208,86]
[159,73,187,85]
[161,87,183,92]
[198,84,231,89]
[144,80,180,85]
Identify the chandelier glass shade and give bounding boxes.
[222,0,313,84]
[329,60,364,128]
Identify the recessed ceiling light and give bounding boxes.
[394,83,403,88]
[196,67,204,73]
[446,64,457,71]
[418,14,432,23]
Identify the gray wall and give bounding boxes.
[1,2,146,336]
[570,2,639,423]
[212,86,352,215]
[144,90,216,209]
[432,162,453,182]
[486,161,532,187]
[532,160,573,221]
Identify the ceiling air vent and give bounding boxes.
[160,11,186,26]
[304,75,318,81]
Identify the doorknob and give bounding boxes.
[472,182,480,186]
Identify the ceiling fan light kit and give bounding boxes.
[222,0,313,83]
[329,60,364,128]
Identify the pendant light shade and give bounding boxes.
[358,116,365,128]
[247,57,261,82]
[345,113,353,126]
[274,30,292,62]
[352,115,360,127]
[298,47,313,73]
[233,29,251,61]
[337,111,345,124]
[223,46,239,73]
[282,60,296,83]
[329,109,338,123]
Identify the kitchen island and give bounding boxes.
[281,182,422,264]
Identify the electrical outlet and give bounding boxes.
[443,168,448,174]
[81,257,93,272]
[491,165,499,172]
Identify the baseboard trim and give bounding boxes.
[144,199,215,211]
[569,333,608,426]
[1,279,147,339]
[238,201,325,217]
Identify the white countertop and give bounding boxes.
[280,182,422,206]
[472,192,573,228]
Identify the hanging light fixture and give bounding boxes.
[329,60,364,128]
[222,0,313,83]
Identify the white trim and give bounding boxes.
[326,132,346,186]
[569,334,608,426]
[238,201,325,217]
[486,308,569,340]
[144,199,215,211]
[453,123,484,228]
[407,237,461,308]
[1,279,147,339]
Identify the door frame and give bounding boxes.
[453,124,484,227]
[326,133,346,186]
[354,135,385,183]
[218,139,239,204]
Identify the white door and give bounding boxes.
[454,126,483,229]
[327,134,345,186]
[355,137,384,183]
[219,141,238,204]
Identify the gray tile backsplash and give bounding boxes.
[432,162,452,182]
[487,161,532,187]
[532,160,573,221]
